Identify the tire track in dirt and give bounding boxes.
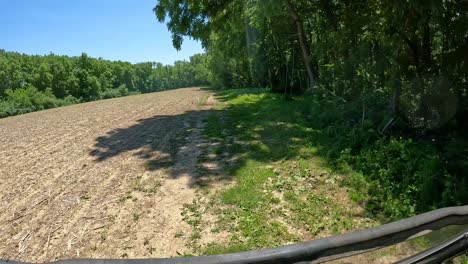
[0,88,219,262]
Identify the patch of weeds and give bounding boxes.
[100,231,108,242]
[133,177,162,194]
[203,113,227,140]
[119,192,133,203]
[176,251,194,257]
[284,191,349,235]
[203,161,298,252]
[143,237,156,255]
[133,213,140,222]
[174,230,185,238]
[195,89,378,254]
[190,230,202,240]
[147,246,156,255]
[197,94,210,107]
[79,194,91,201]
[221,161,273,207]
[145,181,162,193]
[203,243,252,255]
[181,198,205,251]
[109,214,117,223]
[270,161,373,237]
[344,171,370,206]
[214,146,224,155]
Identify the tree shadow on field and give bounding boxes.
[89,108,230,188]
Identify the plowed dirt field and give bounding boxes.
[0,88,216,262]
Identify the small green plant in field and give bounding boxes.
[132,176,162,194]
[197,94,210,107]
[119,192,133,203]
[174,230,185,238]
[133,213,140,222]
[100,231,108,242]
[181,198,205,251]
[80,194,91,201]
[147,246,156,255]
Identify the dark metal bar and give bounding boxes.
[395,230,468,264]
[1,205,467,264]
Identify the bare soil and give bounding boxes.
[0,88,218,262]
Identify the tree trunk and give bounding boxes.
[422,19,432,70]
[392,78,401,116]
[285,0,316,88]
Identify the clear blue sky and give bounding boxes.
[1,0,204,64]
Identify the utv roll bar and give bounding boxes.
[3,205,468,264]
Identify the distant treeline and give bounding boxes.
[0,50,209,117]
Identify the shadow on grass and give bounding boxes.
[205,88,342,169]
[87,87,332,192]
[89,87,467,217]
[213,87,467,218]
[87,87,467,257]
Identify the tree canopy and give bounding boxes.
[155,0,468,132]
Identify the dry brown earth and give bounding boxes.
[0,87,216,262]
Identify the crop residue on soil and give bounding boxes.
[0,88,220,262]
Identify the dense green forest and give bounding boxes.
[155,0,468,219]
[0,50,209,117]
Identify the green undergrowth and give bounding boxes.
[191,88,377,254]
[216,88,467,218]
[188,88,467,255]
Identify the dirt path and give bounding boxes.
[0,88,217,262]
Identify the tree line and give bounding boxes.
[0,50,209,117]
[155,0,468,217]
[156,0,467,133]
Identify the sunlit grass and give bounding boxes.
[196,89,377,254]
